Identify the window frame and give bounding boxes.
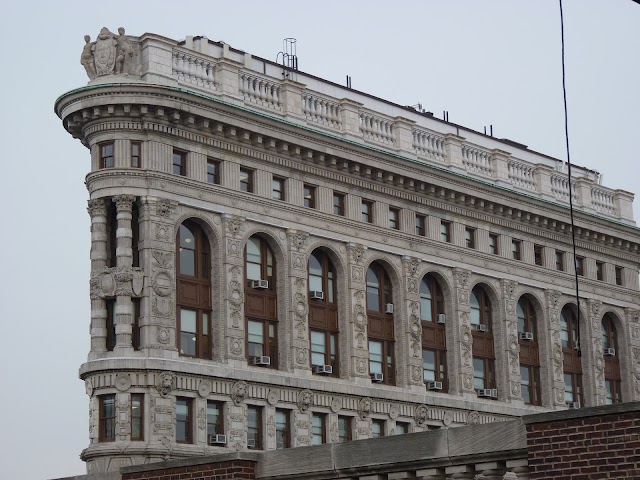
[361,200,373,223]
[275,408,290,449]
[488,233,499,255]
[247,405,263,449]
[106,298,116,351]
[520,364,542,406]
[371,419,385,438]
[333,192,345,216]
[99,142,114,169]
[206,400,225,440]
[131,393,144,441]
[395,421,410,435]
[415,214,426,237]
[596,261,605,281]
[311,413,326,445]
[99,394,116,442]
[172,149,187,176]
[615,266,624,286]
[175,397,193,444]
[440,221,451,243]
[337,416,352,443]
[511,239,522,261]
[555,251,565,271]
[465,227,476,249]
[303,184,316,208]
[534,245,543,266]
[272,176,285,200]
[240,168,254,193]
[131,141,141,168]
[575,256,585,276]
[207,158,220,185]
[388,207,400,230]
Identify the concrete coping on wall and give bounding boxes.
[521,401,640,425]
[120,451,262,474]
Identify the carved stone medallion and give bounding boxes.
[267,389,280,406]
[330,397,342,413]
[198,380,212,398]
[388,404,399,420]
[466,411,480,425]
[115,373,132,392]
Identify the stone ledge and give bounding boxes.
[521,400,640,425]
[120,451,261,474]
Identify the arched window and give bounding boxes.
[517,297,541,406]
[420,274,447,392]
[602,314,622,404]
[308,249,338,376]
[470,286,496,398]
[245,236,278,368]
[561,305,583,407]
[366,262,395,385]
[176,221,211,359]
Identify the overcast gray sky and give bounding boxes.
[1,1,638,479]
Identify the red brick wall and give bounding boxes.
[122,460,256,480]
[526,410,640,479]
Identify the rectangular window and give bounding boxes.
[206,400,224,441]
[564,373,583,406]
[338,416,352,443]
[99,394,116,442]
[371,419,385,438]
[100,142,114,169]
[368,339,394,385]
[175,397,192,443]
[465,227,476,249]
[512,239,522,260]
[240,168,253,193]
[440,221,451,243]
[333,192,345,216]
[247,405,262,449]
[422,349,446,386]
[172,149,187,176]
[275,409,290,449]
[576,256,585,276]
[310,330,337,372]
[131,394,144,441]
[272,177,285,200]
[555,251,565,271]
[303,184,316,208]
[520,365,541,406]
[132,298,141,351]
[473,357,495,392]
[389,208,400,230]
[415,215,426,237]
[534,245,543,266]
[615,266,624,286]
[207,159,220,185]
[179,308,210,359]
[605,379,622,405]
[106,299,116,351]
[131,142,141,168]
[362,200,373,223]
[395,422,410,435]
[311,413,326,445]
[488,234,498,255]
[596,261,604,281]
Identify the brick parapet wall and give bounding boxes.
[523,401,640,479]
[120,453,259,480]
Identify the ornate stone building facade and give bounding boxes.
[56,28,640,473]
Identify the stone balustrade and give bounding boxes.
[135,37,635,223]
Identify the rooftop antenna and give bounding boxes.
[276,38,298,81]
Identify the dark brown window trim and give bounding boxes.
[303,184,316,208]
[389,207,400,230]
[131,141,142,168]
[99,394,116,442]
[207,158,220,185]
[333,192,345,216]
[131,393,144,441]
[176,397,193,444]
[99,142,114,169]
[272,176,285,200]
[172,149,187,176]
[240,168,254,193]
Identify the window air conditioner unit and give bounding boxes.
[475,324,487,333]
[426,381,443,391]
[604,347,616,356]
[247,439,256,448]
[208,434,226,445]
[370,372,384,382]
[520,332,534,341]
[567,401,581,409]
[477,388,497,399]
[436,314,446,324]
[314,364,333,375]
[385,303,394,314]
[309,290,324,300]
[250,279,269,289]
[252,355,271,366]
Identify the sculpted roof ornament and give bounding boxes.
[81,27,139,80]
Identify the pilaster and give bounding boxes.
[544,290,566,408]
[492,149,511,186]
[586,299,606,406]
[443,134,465,173]
[393,117,417,156]
[500,280,522,404]
[221,214,247,362]
[88,198,108,354]
[214,58,242,101]
[613,189,635,223]
[114,194,136,355]
[402,256,425,389]
[346,243,370,380]
[340,98,364,141]
[453,268,475,396]
[287,229,311,374]
[280,79,305,120]
[534,164,555,200]
[625,308,640,402]
[145,197,178,356]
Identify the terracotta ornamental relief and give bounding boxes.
[81,27,140,80]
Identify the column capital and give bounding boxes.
[113,194,136,212]
[87,197,107,217]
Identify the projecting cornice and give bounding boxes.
[56,84,640,258]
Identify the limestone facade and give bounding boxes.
[56,28,640,473]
